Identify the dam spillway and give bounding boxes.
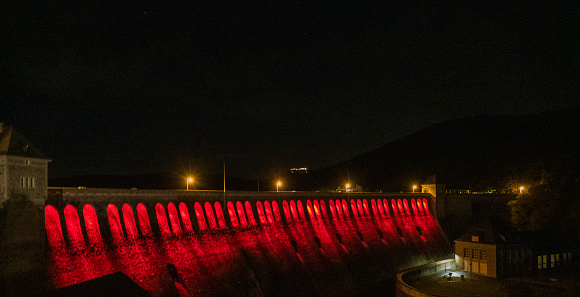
[44,190,451,296]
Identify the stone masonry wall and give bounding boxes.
[6,156,48,206]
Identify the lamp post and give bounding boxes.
[187,177,193,191]
[519,186,524,194]
[277,181,281,192]
[346,184,350,192]
[413,185,417,193]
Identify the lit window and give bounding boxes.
[543,255,547,269]
[537,256,542,269]
[481,250,487,260]
[551,254,555,268]
[472,249,479,259]
[464,248,470,258]
[556,254,560,266]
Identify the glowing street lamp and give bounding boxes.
[277,181,282,192]
[346,184,350,192]
[413,185,417,193]
[519,186,524,194]
[187,177,193,191]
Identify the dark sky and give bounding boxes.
[1,2,578,181]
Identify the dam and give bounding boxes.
[43,188,451,296]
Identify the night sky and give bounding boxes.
[1,2,578,181]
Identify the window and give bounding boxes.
[472,249,479,259]
[21,177,35,188]
[543,255,547,269]
[556,254,560,267]
[464,248,470,258]
[551,254,555,268]
[481,250,487,260]
[538,256,542,269]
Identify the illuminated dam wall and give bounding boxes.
[45,189,451,296]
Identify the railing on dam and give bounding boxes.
[395,259,456,297]
[44,189,434,249]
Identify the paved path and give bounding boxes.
[408,269,509,297]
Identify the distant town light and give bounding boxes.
[290,167,308,173]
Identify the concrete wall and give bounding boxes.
[45,188,437,245]
[48,187,434,205]
[395,259,455,297]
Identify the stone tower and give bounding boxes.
[0,123,51,206]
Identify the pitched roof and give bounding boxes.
[455,215,523,245]
[0,124,50,160]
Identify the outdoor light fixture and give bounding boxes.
[277,181,281,192]
[346,184,350,192]
[519,186,524,194]
[187,177,193,191]
[413,185,417,193]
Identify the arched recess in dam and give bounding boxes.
[45,193,449,297]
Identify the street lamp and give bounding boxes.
[346,184,350,192]
[277,181,281,192]
[187,177,193,191]
[413,185,417,193]
[519,186,524,194]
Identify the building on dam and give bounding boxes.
[0,122,51,206]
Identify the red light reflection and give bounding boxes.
[227,201,239,228]
[137,203,153,237]
[329,200,337,218]
[271,201,281,222]
[107,204,124,244]
[341,200,349,217]
[83,204,102,246]
[351,200,358,216]
[122,204,139,240]
[213,202,227,229]
[204,202,218,229]
[236,201,248,227]
[194,202,208,231]
[313,200,320,218]
[264,201,274,224]
[256,201,267,224]
[297,200,306,220]
[64,205,84,249]
[155,203,171,237]
[282,200,292,222]
[45,205,65,249]
[179,203,194,234]
[319,200,327,217]
[245,201,257,226]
